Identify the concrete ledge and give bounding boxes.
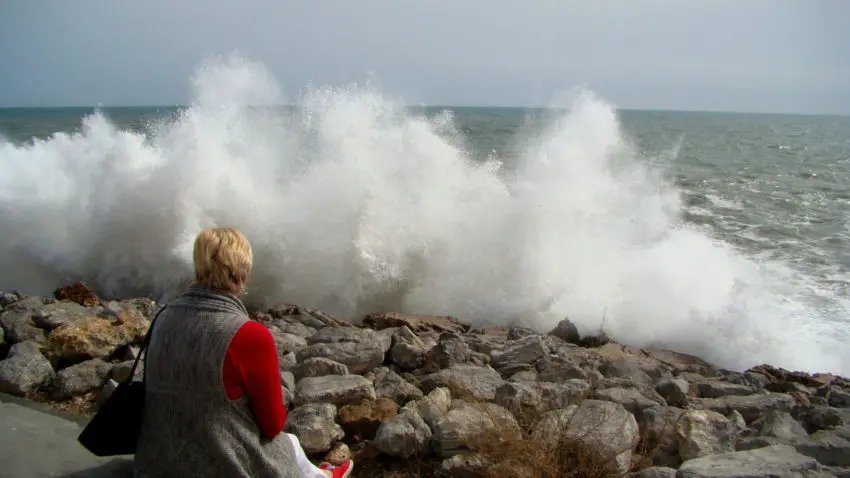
[0,394,133,477]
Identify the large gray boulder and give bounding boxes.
[294,375,376,407]
[373,409,432,458]
[419,364,504,401]
[533,399,639,475]
[296,327,385,374]
[0,341,54,396]
[283,403,344,454]
[677,444,833,478]
[53,358,112,399]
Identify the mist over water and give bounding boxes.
[1,57,848,375]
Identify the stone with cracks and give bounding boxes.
[675,409,739,460]
[294,374,376,407]
[677,444,832,478]
[52,358,112,399]
[430,402,520,458]
[284,403,345,454]
[419,364,504,401]
[0,341,54,396]
[296,327,385,374]
[47,310,149,360]
[373,409,433,458]
[533,399,639,475]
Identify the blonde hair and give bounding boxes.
[192,227,253,294]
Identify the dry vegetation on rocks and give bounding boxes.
[2,283,850,477]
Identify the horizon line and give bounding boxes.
[0,103,847,118]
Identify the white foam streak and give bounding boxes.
[1,57,847,375]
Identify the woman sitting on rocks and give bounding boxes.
[134,227,352,478]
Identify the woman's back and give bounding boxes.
[134,285,299,478]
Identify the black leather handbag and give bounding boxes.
[77,307,165,457]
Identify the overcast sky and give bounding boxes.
[1,1,848,114]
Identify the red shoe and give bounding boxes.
[319,459,353,478]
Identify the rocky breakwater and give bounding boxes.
[2,285,850,477]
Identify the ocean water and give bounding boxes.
[1,57,849,375]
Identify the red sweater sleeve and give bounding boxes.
[222,321,286,440]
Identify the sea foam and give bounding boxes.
[1,56,847,375]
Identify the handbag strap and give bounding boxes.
[125,305,167,385]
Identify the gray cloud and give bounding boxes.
[1,0,848,113]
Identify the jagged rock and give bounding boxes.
[494,379,590,416]
[282,386,294,409]
[284,403,345,454]
[825,466,850,478]
[419,364,504,401]
[599,358,654,386]
[735,436,783,451]
[0,289,23,308]
[373,367,424,404]
[535,357,588,382]
[268,303,350,329]
[323,442,351,466]
[118,298,157,319]
[403,387,452,429]
[389,326,430,370]
[756,410,809,441]
[338,398,398,440]
[279,352,297,371]
[465,328,511,355]
[294,374,376,407]
[793,406,844,434]
[548,317,580,344]
[281,321,317,339]
[270,331,308,355]
[0,341,54,396]
[438,454,491,477]
[431,402,520,458]
[489,335,546,371]
[693,393,797,423]
[292,357,349,381]
[633,467,677,478]
[533,400,639,475]
[656,378,690,407]
[508,370,539,382]
[110,360,140,383]
[747,364,834,388]
[53,358,112,399]
[30,301,99,331]
[793,430,850,467]
[0,296,49,343]
[826,389,850,408]
[375,327,396,352]
[640,406,685,468]
[677,444,831,478]
[361,312,470,334]
[390,341,428,370]
[675,409,739,460]
[296,327,385,374]
[727,409,747,432]
[593,387,664,419]
[373,409,432,458]
[427,333,471,369]
[47,309,149,360]
[697,380,758,398]
[279,371,296,392]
